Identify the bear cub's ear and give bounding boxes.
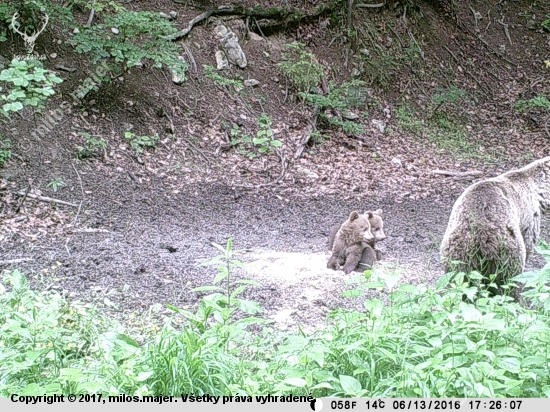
[348,211,360,221]
[365,209,383,218]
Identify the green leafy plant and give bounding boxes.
[358,45,399,88]
[515,95,550,113]
[204,65,244,90]
[0,269,141,395]
[253,113,282,154]
[229,123,255,158]
[68,11,187,78]
[301,80,367,136]
[124,131,159,154]
[0,0,74,32]
[76,132,107,159]
[0,59,63,118]
[515,95,550,135]
[0,136,12,167]
[4,241,550,397]
[431,85,469,116]
[46,177,66,192]
[278,43,325,93]
[227,115,282,158]
[542,15,550,31]
[397,103,491,160]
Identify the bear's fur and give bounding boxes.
[440,156,550,297]
[328,209,386,272]
[327,211,376,274]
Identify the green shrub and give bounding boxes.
[68,11,187,78]
[301,80,367,135]
[204,65,244,90]
[431,86,468,115]
[3,242,550,397]
[0,270,139,395]
[278,43,325,93]
[124,131,159,154]
[227,114,282,158]
[76,132,107,159]
[515,95,550,113]
[0,59,63,118]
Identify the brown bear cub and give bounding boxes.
[440,156,550,299]
[328,209,386,272]
[327,211,375,274]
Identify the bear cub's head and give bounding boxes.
[365,209,386,243]
[343,210,374,243]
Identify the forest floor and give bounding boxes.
[1,0,550,331]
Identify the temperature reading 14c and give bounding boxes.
[365,400,385,409]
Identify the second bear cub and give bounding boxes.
[327,211,374,274]
[328,209,386,272]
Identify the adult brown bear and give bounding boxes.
[440,156,550,297]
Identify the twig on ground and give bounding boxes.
[497,18,512,45]
[0,258,34,265]
[86,0,96,27]
[388,24,404,48]
[70,228,111,234]
[13,191,78,207]
[234,149,290,189]
[71,163,85,227]
[163,11,213,41]
[294,107,320,160]
[65,237,71,257]
[182,134,211,163]
[432,170,483,180]
[408,30,425,61]
[356,2,384,8]
[444,45,485,91]
[182,43,197,78]
[15,183,31,213]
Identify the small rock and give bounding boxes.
[385,37,393,47]
[240,114,247,120]
[371,119,386,133]
[360,49,370,56]
[159,12,171,20]
[49,53,57,58]
[351,68,361,77]
[172,55,186,84]
[111,27,119,35]
[169,11,178,19]
[244,79,259,87]
[249,32,263,41]
[296,166,319,180]
[391,157,402,167]
[73,27,80,34]
[215,50,229,70]
[215,24,247,68]
[342,110,359,120]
